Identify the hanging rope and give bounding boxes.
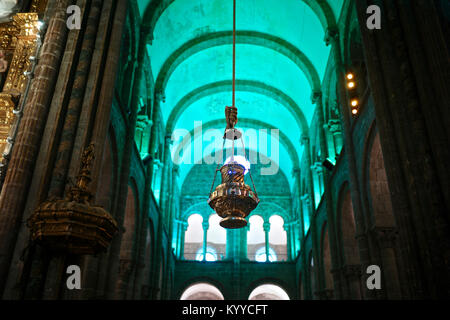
[232,0,236,108]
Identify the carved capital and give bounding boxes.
[135,114,151,132]
[328,120,342,135]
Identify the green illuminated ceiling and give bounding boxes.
[138,0,344,188]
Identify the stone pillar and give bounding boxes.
[47,0,103,198]
[240,226,248,260]
[179,221,188,260]
[168,164,179,252]
[355,0,450,298]
[0,0,70,294]
[301,135,323,296]
[326,26,373,299]
[160,135,173,215]
[202,220,209,261]
[284,221,293,261]
[263,221,270,262]
[342,264,362,300]
[313,91,344,299]
[372,227,401,299]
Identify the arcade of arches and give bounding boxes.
[0,0,449,300]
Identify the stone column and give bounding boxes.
[301,135,323,295]
[160,135,173,216]
[168,164,179,252]
[326,26,373,299]
[0,0,70,294]
[355,0,450,298]
[179,221,188,260]
[263,221,270,262]
[313,91,343,299]
[372,227,401,299]
[342,264,362,300]
[47,0,103,198]
[202,220,209,261]
[284,221,293,261]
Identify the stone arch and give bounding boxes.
[142,0,337,42]
[248,283,290,300]
[173,118,300,169]
[155,31,321,96]
[179,280,225,300]
[246,278,293,300]
[165,80,309,135]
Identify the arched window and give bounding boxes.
[180,283,224,300]
[206,214,226,260]
[184,214,203,260]
[255,247,277,262]
[248,284,290,300]
[268,215,287,261]
[247,215,264,261]
[196,246,218,262]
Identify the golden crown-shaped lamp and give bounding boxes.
[207,107,260,229]
[28,143,118,255]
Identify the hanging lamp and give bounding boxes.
[207,0,260,229]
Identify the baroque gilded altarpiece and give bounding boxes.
[0,0,47,180]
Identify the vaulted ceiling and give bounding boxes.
[137,0,344,188]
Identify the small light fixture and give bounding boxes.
[351,99,359,107]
